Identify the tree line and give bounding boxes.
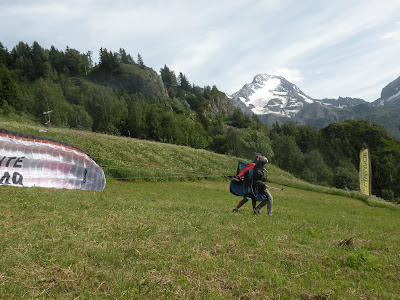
[270,121,400,203]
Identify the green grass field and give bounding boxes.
[0,120,399,299]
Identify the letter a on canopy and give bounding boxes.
[0,129,106,191]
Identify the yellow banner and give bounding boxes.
[359,148,371,197]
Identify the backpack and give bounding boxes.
[230,161,266,201]
[236,161,254,181]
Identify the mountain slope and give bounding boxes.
[318,96,366,108]
[88,63,169,99]
[372,76,400,107]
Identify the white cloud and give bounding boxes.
[381,21,400,41]
[269,68,303,85]
[1,0,400,102]
[169,31,228,76]
[382,31,400,41]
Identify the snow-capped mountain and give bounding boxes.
[228,74,366,118]
[229,74,314,117]
[372,76,400,108]
[228,73,400,140]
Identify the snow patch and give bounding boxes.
[298,93,314,103]
[387,90,400,102]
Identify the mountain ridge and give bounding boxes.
[228,74,369,117]
[229,74,400,139]
[229,74,314,117]
[372,75,400,107]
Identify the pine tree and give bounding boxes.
[0,42,9,66]
[0,65,18,109]
[29,41,47,80]
[178,72,191,91]
[160,65,177,89]
[119,48,135,65]
[137,53,144,68]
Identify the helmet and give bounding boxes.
[254,155,268,164]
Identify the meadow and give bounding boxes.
[0,120,399,299]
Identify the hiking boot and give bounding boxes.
[253,208,260,215]
[232,208,239,213]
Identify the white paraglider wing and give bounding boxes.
[0,129,106,191]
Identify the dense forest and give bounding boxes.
[270,120,400,203]
[0,41,399,203]
[0,41,271,156]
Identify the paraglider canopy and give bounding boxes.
[0,129,106,191]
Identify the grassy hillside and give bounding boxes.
[0,118,369,201]
[0,120,399,298]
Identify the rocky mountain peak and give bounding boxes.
[228,74,369,118]
[372,76,400,107]
[228,74,314,117]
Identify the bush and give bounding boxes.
[2,100,11,116]
[381,189,395,202]
[67,104,93,130]
[333,166,359,190]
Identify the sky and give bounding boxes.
[1,0,400,102]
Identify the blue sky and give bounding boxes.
[1,0,400,102]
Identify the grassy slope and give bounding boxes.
[0,118,370,200]
[0,119,399,299]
